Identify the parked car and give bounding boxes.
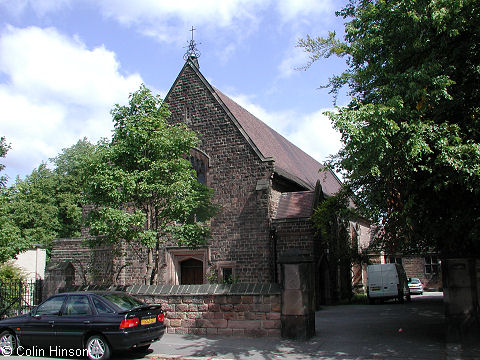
[0,291,165,360]
[408,277,424,295]
[367,263,411,304]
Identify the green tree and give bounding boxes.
[0,137,31,262]
[0,137,10,187]
[0,187,30,263]
[84,85,216,284]
[312,190,359,301]
[51,138,96,238]
[299,0,480,257]
[8,164,61,252]
[0,137,93,261]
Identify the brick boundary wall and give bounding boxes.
[64,283,282,337]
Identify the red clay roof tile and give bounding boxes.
[275,191,316,219]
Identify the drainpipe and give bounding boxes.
[270,226,278,283]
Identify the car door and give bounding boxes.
[53,295,93,349]
[20,295,67,347]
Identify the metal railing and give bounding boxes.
[0,279,43,319]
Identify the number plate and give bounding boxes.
[141,317,156,325]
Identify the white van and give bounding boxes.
[367,263,411,304]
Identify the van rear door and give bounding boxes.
[367,265,383,298]
[367,264,399,299]
[381,265,399,297]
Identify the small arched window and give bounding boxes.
[189,149,209,185]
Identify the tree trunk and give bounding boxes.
[144,248,153,285]
[149,241,160,285]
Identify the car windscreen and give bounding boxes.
[100,293,144,311]
[409,279,421,284]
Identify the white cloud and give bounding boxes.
[278,45,310,78]
[0,0,72,17]
[97,0,261,26]
[0,26,143,181]
[277,0,334,22]
[94,0,266,45]
[288,110,342,162]
[0,26,141,107]
[1,0,336,64]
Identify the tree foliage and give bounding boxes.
[299,0,480,257]
[0,188,30,263]
[0,137,10,188]
[51,138,96,238]
[83,85,216,284]
[312,190,358,300]
[0,137,30,262]
[8,164,60,251]
[0,139,94,262]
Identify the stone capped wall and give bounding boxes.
[65,283,282,337]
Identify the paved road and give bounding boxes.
[148,292,479,360]
[6,292,480,359]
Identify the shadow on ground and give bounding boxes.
[145,293,479,360]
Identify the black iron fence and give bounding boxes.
[0,279,43,319]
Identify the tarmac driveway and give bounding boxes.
[146,292,467,360]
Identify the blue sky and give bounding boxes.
[0,0,349,183]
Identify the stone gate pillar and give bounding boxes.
[444,258,480,341]
[279,249,315,339]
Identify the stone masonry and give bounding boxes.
[165,62,275,284]
[64,283,282,337]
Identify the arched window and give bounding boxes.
[189,149,209,185]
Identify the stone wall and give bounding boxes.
[48,238,114,285]
[402,255,443,290]
[48,238,142,287]
[165,62,276,283]
[65,283,282,337]
[273,218,317,255]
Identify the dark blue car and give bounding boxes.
[0,291,165,360]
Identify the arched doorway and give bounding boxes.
[180,258,203,284]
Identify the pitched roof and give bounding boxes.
[167,59,342,196]
[274,191,316,219]
[214,87,341,195]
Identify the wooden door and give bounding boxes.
[180,258,203,284]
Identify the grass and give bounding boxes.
[337,293,368,305]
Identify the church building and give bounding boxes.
[47,51,371,305]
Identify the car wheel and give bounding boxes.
[86,335,111,360]
[0,330,17,356]
[398,290,405,303]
